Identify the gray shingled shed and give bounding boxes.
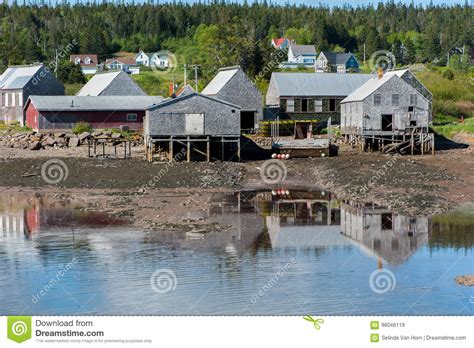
[340,69,434,155]
[0,64,64,125]
[202,66,262,131]
[144,93,241,162]
[77,71,147,96]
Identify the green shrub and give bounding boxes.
[72,121,92,134]
[441,69,455,80]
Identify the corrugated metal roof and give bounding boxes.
[201,68,239,95]
[76,71,122,96]
[271,72,375,97]
[341,75,396,103]
[28,96,163,111]
[0,65,43,90]
[290,45,317,56]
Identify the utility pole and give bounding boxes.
[184,64,187,86]
[54,49,59,77]
[447,51,450,67]
[363,43,366,68]
[190,65,200,92]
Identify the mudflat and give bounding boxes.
[0,145,472,231]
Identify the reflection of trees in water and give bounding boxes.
[430,211,474,250]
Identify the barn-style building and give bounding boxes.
[0,64,64,125]
[25,96,163,132]
[202,66,262,132]
[340,69,434,154]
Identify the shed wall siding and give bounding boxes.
[214,70,262,127]
[146,95,240,136]
[341,76,430,134]
[36,110,144,131]
[361,77,429,131]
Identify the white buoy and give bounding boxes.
[271,153,277,159]
[285,154,290,159]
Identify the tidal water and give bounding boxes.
[0,191,472,315]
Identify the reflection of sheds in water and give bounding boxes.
[340,200,429,266]
[0,193,127,237]
[144,191,266,254]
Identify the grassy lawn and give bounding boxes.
[432,117,474,139]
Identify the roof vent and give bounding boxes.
[70,100,74,107]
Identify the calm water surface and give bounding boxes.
[0,191,472,315]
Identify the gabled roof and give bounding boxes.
[105,57,136,65]
[201,66,240,95]
[134,51,153,59]
[341,74,396,103]
[175,84,195,97]
[0,64,43,90]
[147,92,241,111]
[70,54,98,67]
[76,71,123,96]
[272,38,288,47]
[290,45,317,56]
[384,68,433,99]
[27,96,163,112]
[320,51,355,65]
[341,69,432,103]
[270,72,375,97]
[152,50,170,57]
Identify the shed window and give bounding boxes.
[315,99,322,112]
[127,113,138,121]
[286,99,294,112]
[373,94,381,106]
[410,94,417,106]
[392,94,399,106]
[329,99,336,112]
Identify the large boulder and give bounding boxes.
[79,132,91,142]
[68,137,80,147]
[29,141,42,150]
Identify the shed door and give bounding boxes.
[185,113,204,135]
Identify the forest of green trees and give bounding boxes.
[0,1,472,81]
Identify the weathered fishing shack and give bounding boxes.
[202,66,262,132]
[144,93,241,162]
[340,69,434,154]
